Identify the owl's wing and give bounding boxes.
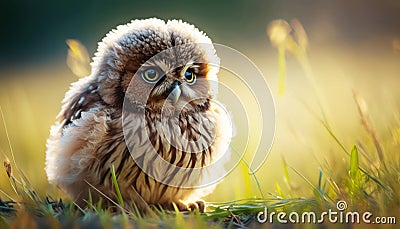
[59,79,106,128]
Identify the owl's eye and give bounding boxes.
[184,70,196,84]
[141,69,160,83]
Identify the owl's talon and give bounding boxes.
[174,200,190,212]
[196,200,205,213]
[188,202,198,212]
[188,200,205,213]
[173,200,205,213]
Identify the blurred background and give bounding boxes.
[1,0,400,202]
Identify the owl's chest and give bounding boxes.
[122,111,216,166]
[145,112,216,155]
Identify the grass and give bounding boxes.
[1,128,398,228]
[1,20,400,228]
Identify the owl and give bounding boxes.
[45,18,232,213]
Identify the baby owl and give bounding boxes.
[46,18,232,212]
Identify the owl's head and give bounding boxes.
[91,18,219,114]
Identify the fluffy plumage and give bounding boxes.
[45,18,231,212]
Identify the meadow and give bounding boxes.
[0,20,399,228]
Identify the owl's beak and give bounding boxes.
[169,81,181,104]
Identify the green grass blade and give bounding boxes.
[110,164,124,208]
[318,169,323,194]
[350,145,359,180]
[172,202,184,229]
[281,156,291,188]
